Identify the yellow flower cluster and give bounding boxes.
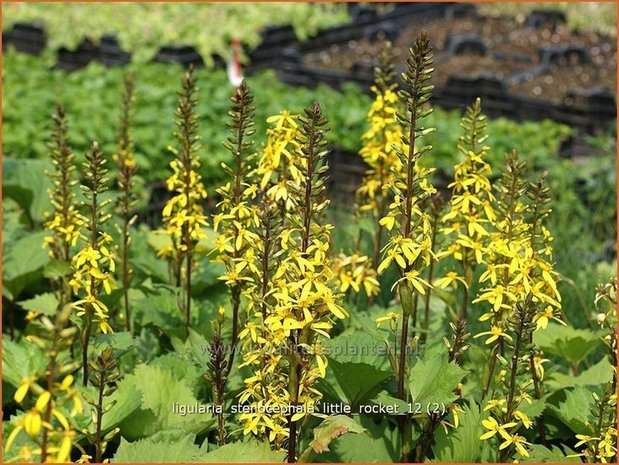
[43,105,84,308]
[160,67,208,264]
[214,182,259,285]
[6,305,82,463]
[237,104,346,457]
[377,167,436,286]
[356,85,403,215]
[473,153,561,329]
[160,156,209,256]
[570,277,617,463]
[70,142,116,337]
[70,239,116,335]
[256,111,303,210]
[332,252,380,297]
[437,99,495,298]
[7,376,81,463]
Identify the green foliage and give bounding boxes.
[548,386,597,434]
[118,363,215,440]
[17,293,58,317]
[2,336,47,387]
[2,3,349,63]
[201,439,286,463]
[311,416,401,463]
[522,444,581,463]
[431,402,490,463]
[113,433,204,463]
[2,230,50,299]
[2,158,53,223]
[533,324,603,365]
[2,51,368,191]
[302,415,366,456]
[407,351,467,410]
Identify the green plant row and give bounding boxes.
[2,2,350,63]
[3,49,582,189]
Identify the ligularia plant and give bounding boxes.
[6,305,82,462]
[375,36,437,461]
[70,142,115,385]
[256,110,303,211]
[212,79,258,444]
[436,98,496,320]
[161,66,209,336]
[113,73,138,332]
[43,104,84,311]
[356,41,404,270]
[237,102,347,461]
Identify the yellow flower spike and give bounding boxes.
[484,398,506,412]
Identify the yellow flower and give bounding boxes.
[480,416,516,441]
[513,410,532,428]
[499,433,530,457]
[474,325,513,345]
[14,376,36,403]
[376,312,400,327]
[434,271,468,289]
[483,398,506,412]
[532,305,565,331]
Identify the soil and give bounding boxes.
[433,53,533,87]
[510,62,617,104]
[301,13,616,103]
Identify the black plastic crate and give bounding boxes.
[99,34,131,67]
[153,45,204,68]
[3,22,47,55]
[55,38,99,71]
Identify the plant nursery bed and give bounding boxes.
[278,6,616,133]
[510,62,617,104]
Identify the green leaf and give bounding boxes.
[2,158,53,222]
[43,259,73,280]
[408,351,467,410]
[2,336,47,387]
[517,394,548,420]
[533,325,602,365]
[119,364,214,440]
[310,415,400,463]
[369,391,410,415]
[431,402,489,463]
[113,433,203,463]
[320,358,391,407]
[17,292,58,317]
[306,415,366,454]
[322,331,391,370]
[201,439,285,463]
[3,231,50,297]
[93,332,136,354]
[546,359,613,390]
[150,353,203,390]
[548,386,596,434]
[521,444,581,463]
[100,374,143,431]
